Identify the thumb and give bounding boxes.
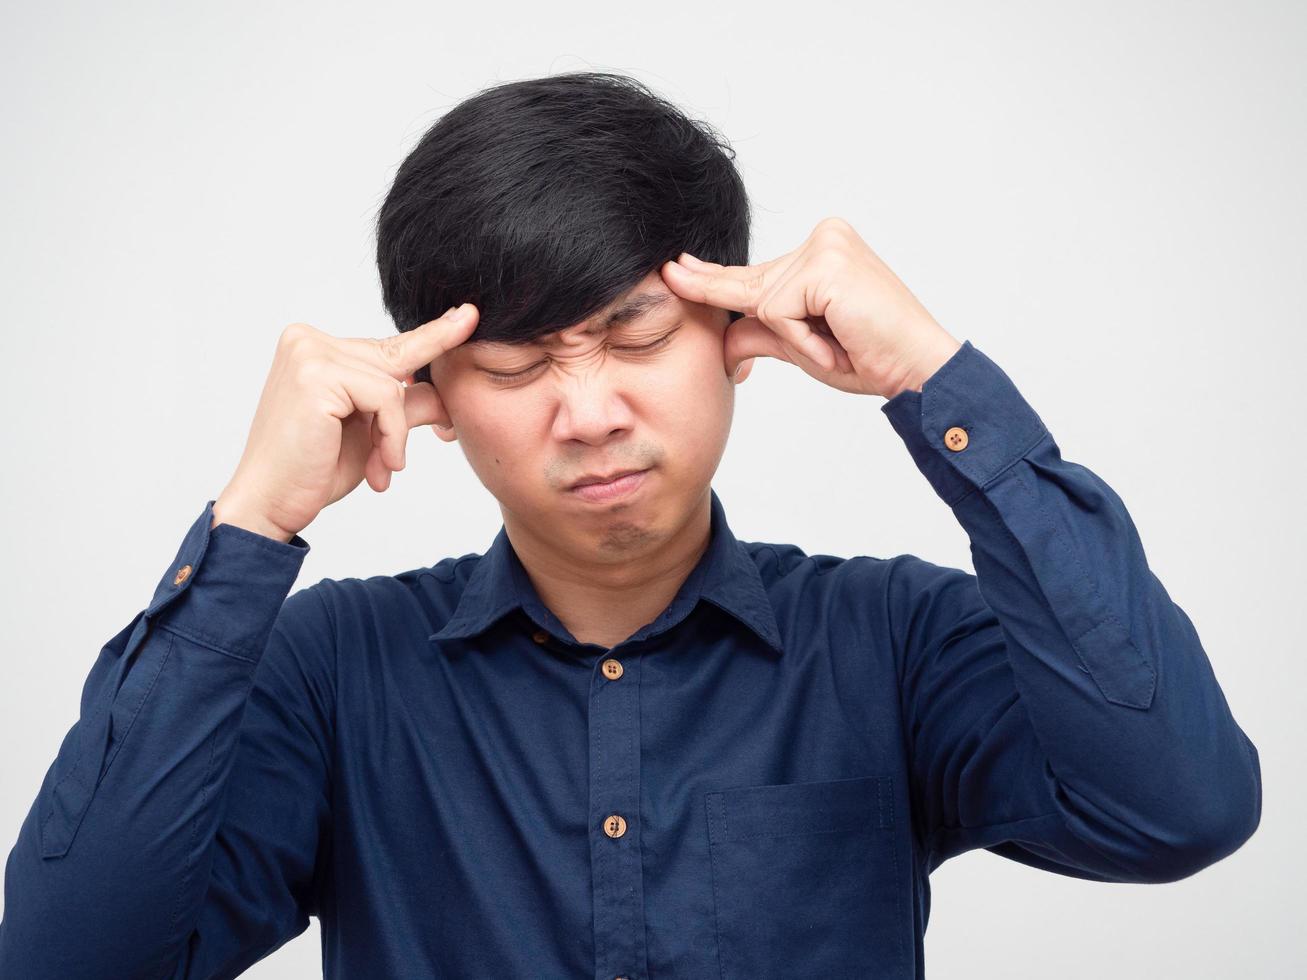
[724,315,793,378]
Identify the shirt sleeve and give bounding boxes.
[879,340,1262,883]
[0,500,335,979]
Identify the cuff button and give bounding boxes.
[944,426,969,451]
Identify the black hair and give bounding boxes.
[374,70,752,385]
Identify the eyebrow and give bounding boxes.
[471,290,675,352]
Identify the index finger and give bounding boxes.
[336,303,480,378]
[659,250,797,315]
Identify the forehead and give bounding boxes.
[466,284,677,353]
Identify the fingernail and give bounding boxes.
[677,251,703,266]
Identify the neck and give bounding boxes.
[503,489,712,651]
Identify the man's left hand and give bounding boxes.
[660,217,964,399]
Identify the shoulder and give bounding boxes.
[740,537,904,597]
[291,550,485,646]
[742,539,981,635]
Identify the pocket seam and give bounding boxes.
[724,823,886,842]
[707,792,730,980]
[707,774,891,843]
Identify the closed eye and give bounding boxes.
[481,330,677,385]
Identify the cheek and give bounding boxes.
[654,348,734,451]
[666,340,732,409]
[448,394,537,468]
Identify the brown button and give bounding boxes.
[602,813,627,838]
[601,658,624,680]
[943,426,969,452]
[173,564,192,586]
[531,629,549,644]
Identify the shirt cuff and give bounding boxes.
[142,500,311,660]
[880,340,1050,507]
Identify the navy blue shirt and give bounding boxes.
[1,340,1261,979]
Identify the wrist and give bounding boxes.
[211,492,296,544]
[884,334,963,399]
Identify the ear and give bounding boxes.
[723,311,768,385]
[407,372,458,442]
[429,396,458,442]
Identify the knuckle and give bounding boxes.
[375,334,406,368]
[278,322,314,349]
[812,216,854,247]
[814,215,851,235]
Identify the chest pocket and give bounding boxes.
[705,773,907,979]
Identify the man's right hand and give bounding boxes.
[211,304,479,542]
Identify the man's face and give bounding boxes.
[427,269,741,560]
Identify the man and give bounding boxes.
[0,71,1260,979]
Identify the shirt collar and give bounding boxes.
[427,487,783,656]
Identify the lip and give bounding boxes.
[568,468,650,503]
[570,467,645,489]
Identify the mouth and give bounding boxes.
[567,468,651,503]
[569,467,647,489]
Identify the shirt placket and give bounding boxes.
[588,648,649,980]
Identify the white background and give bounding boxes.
[2,1,1302,976]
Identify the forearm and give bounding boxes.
[952,431,1260,878]
[0,501,309,977]
[883,341,1261,881]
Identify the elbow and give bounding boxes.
[1132,736,1263,884]
[1139,810,1259,888]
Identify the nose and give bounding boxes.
[548,368,638,446]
